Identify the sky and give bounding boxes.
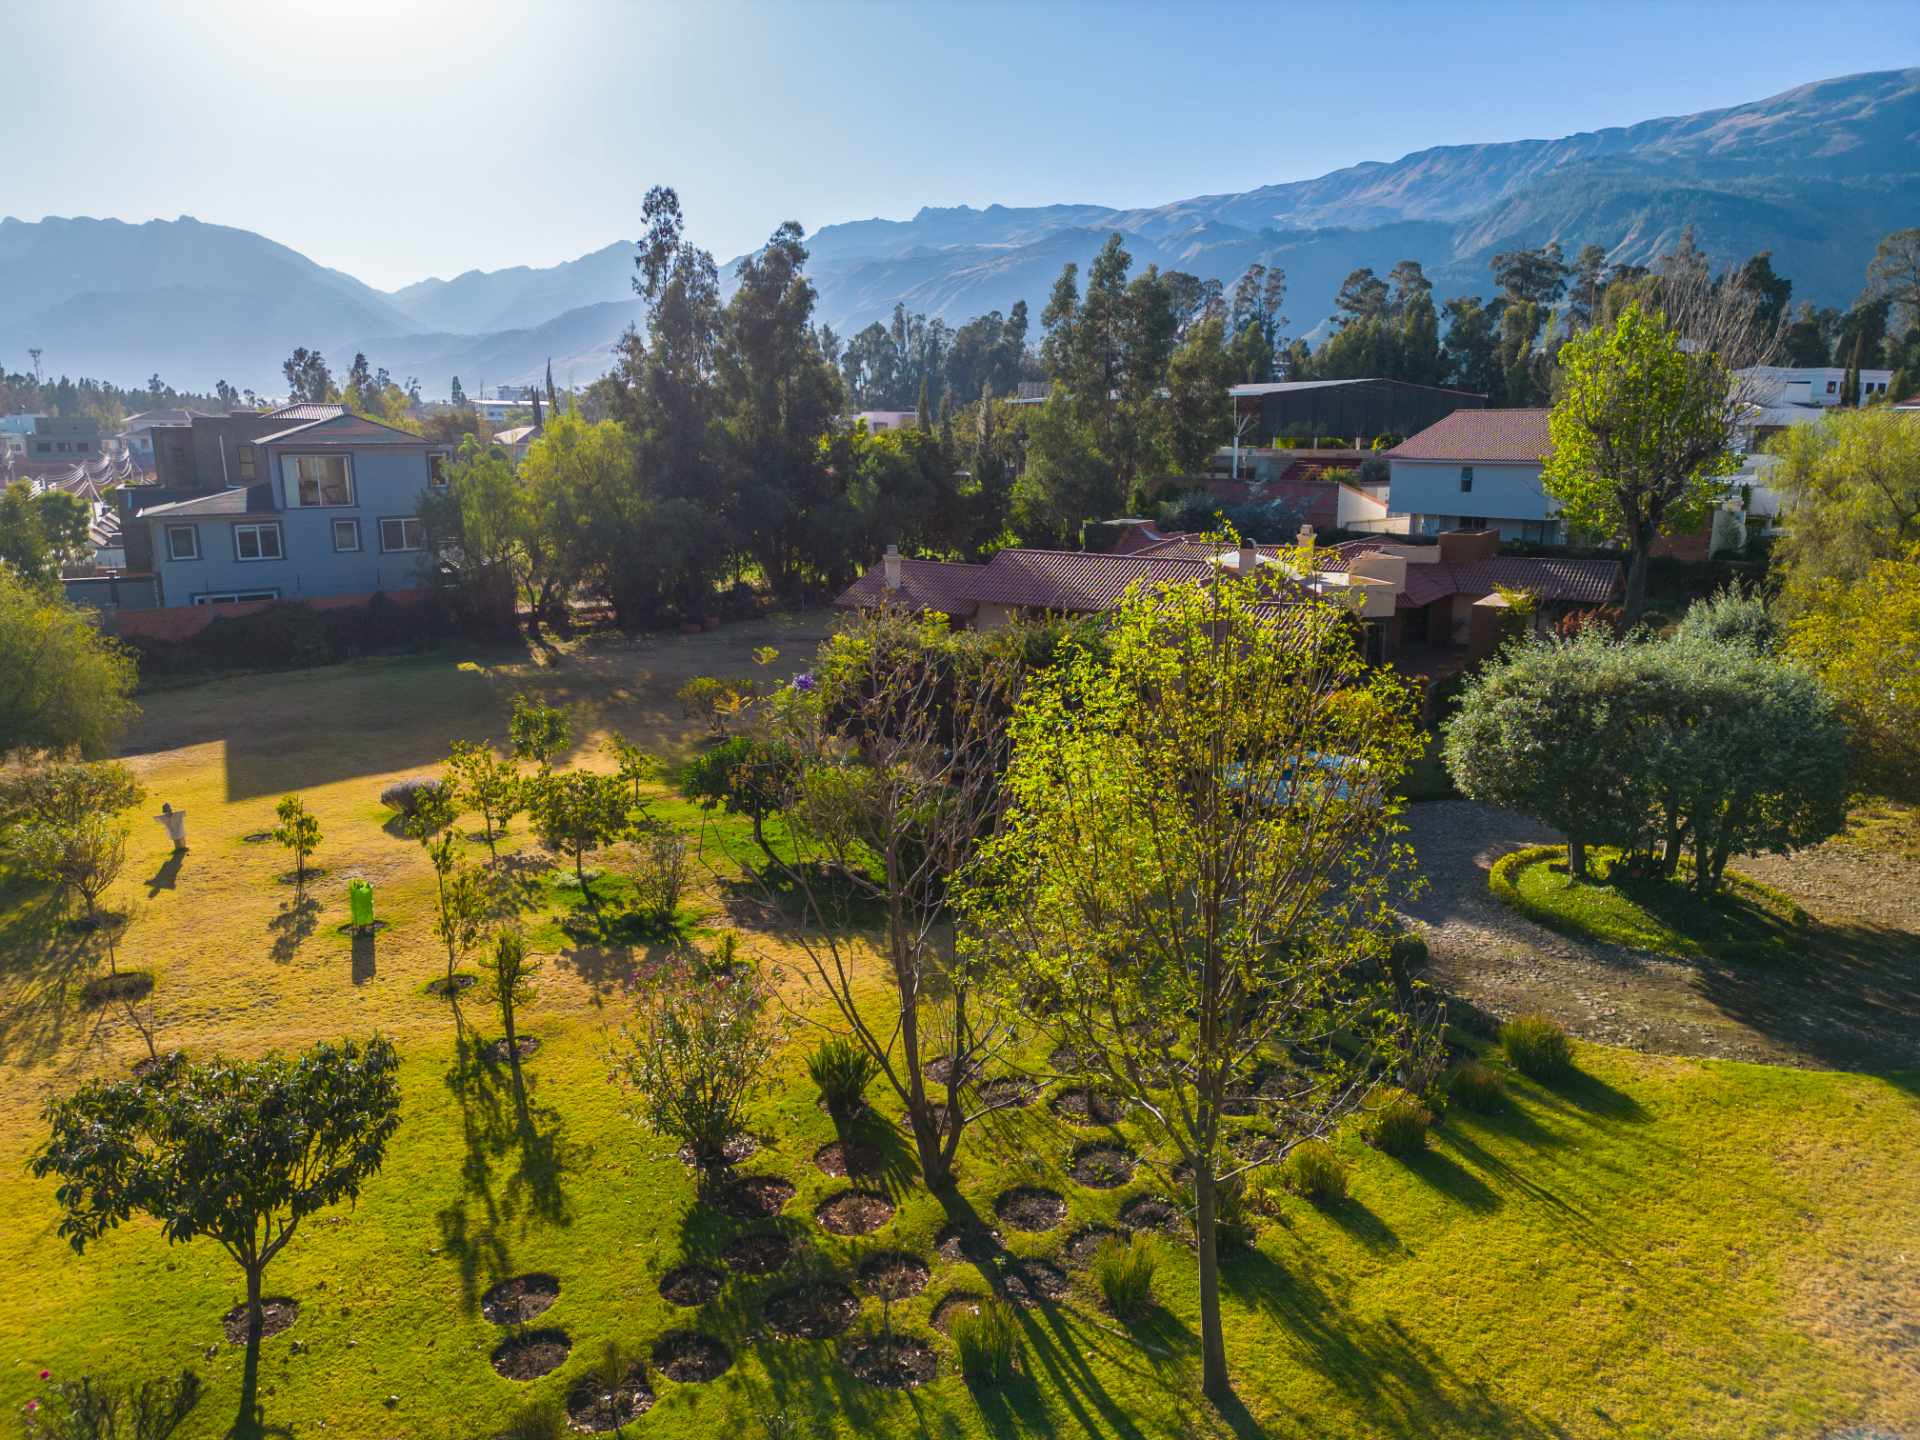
[4,0,1913,293]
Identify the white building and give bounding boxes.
[1385,410,1560,543]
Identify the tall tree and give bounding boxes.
[1332,267,1390,326]
[1491,242,1569,306]
[1567,243,1610,331]
[0,569,139,759]
[280,348,334,404]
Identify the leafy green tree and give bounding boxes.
[1491,242,1570,306]
[481,927,539,1065]
[0,569,138,759]
[1567,244,1611,331]
[958,561,1433,1405]
[515,413,634,628]
[427,832,493,988]
[1544,302,1740,625]
[5,759,144,829]
[8,811,129,968]
[402,780,458,844]
[32,1038,401,1435]
[509,692,572,770]
[446,740,522,861]
[1787,550,1920,795]
[604,733,663,815]
[1767,406,1920,607]
[0,482,91,587]
[272,794,319,889]
[531,770,629,891]
[280,348,334,404]
[1866,227,1920,331]
[1441,295,1502,397]
[1166,315,1236,474]
[683,735,796,870]
[418,437,523,628]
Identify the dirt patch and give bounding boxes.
[994,1186,1066,1233]
[566,1363,654,1432]
[222,1297,298,1344]
[492,1328,570,1380]
[1001,1258,1070,1307]
[658,1263,723,1307]
[1051,1087,1126,1126]
[935,1222,1002,1265]
[843,1333,937,1389]
[977,1076,1039,1109]
[1069,1142,1137,1189]
[82,971,152,1008]
[484,1035,541,1064]
[241,831,274,844]
[765,1280,861,1339]
[857,1251,930,1299]
[721,1231,794,1276]
[715,1174,796,1219]
[482,1273,560,1324]
[925,1054,979,1086]
[817,1188,894,1235]
[931,1290,985,1333]
[1120,1195,1189,1237]
[1402,801,1920,1070]
[1227,1127,1284,1164]
[1049,1045,1084,1073]
[651,1330,732,1383]
[1063,1225,1124,1268]
[813,1139,883,1178]
[426,973,476,997]
[678,1133,760,1169]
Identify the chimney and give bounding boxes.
[883,543,902,591]
[1238,541,1258,574]
[1297,523,1316,551]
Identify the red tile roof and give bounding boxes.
[1388,409,1552,464]
[838,557,986,616]
[968,550,1216,610]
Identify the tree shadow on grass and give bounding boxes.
[1400,1146,1502,1213]
[0,886,105,1065]
[1221,1247,1568,1438]
[436,1023,583,1316]
[267,892,319,964]
[1322,1193,1403,1253]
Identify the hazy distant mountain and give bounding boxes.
[2,69,1913,396]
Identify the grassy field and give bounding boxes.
[1,620,1915,1439]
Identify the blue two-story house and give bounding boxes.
[130,410,448,607]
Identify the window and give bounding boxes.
[165,524,200,561]
[428,451,450,487]
[192,589,278,606]
[1459,516,1489,530]
[77,441,92,453]
[233,522,283,561]
[281,453,354,507]
[237,443,256,480]
[380,516,425,552]
[56,442,70,453]
[332,517,362,552]
[34,441,50,454]
[1826,380,1837,394]
[1460,466,1474,493]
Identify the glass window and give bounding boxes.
[166,524,199,561]
[332,518,362,552]
[234,522,283,561]
[1460,466,1474,493]
[237,444,256,480]
[428,451,449,486]
[380,516,425,552]
[282,453,354,507]
[193,589,278,606]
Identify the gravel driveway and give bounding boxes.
[1399,801,1920,1071]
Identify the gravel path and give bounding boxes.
[1399,801,1920,1071]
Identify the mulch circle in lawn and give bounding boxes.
[716,1174,797,1219]
[930,1290,986,1333]
[1069,1141,1138,1189]
[491,1328,571,1380]
[566,1363,654,1432]
[651,1329,732,1383]
[1227,1127,1284,1164]
[816,1188,894,1235]
[484,1035,541,1064]
[993,1185,1067,1233]
[1063,1224,1124,1269]
[843,1332,937,1389]
[857,1251,931,1300]
[1049,1045,1084,1073]
[925,1054,978,1087]
[977,1076,1038,1109]
[1051,1087,1126,1126]
[721,1231,793,1276]
[426,973,476,997]
[1120,1195,1190,1237]
[813,1139,884,1178]
[678,1133,760,1169]
[764,1280,861,1340]
[221,1297,298,1344]
[658,1263,724,1307]
[935,1222,1002,1265]
[482,1273,561,1324]
[242,831,274,844]
[82,971,153,1008]
[1000,1258,1070,1307]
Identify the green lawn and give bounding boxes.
[0,630,1915,1439]
[1492,844,1809,960]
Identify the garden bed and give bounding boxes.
[816,1189,893,1235]
[764,1281,860,1339]
[222,1298,298,1343]
[492,1328,570,1380]
[651,1330,731,1383]
[481,1273,560,1324]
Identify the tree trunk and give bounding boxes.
[1195,1160,1232,1404]
[236,1262,265,1436]
[1567,835,1587,880]
[1621,527,1654,630]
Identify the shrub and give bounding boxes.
[1279,1139,1349,1205]
[632,828,691,927]
[807,1035,879,1117]
[1360,1085,1431,1156]
[1449,1060,1507,1114]
[952,1297,1020,1384]
[379,776,445,819]
[1501,1015,1574,1080]
[1091,1233,1157,1319]
[1212,1172,1258,1253]
[22,1368,201,1440]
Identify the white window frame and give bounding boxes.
[379,515,425,553]
[165,524,200,561]
[332,517,362,553]
[280,452,356,508]
[233,522,284,562]
[191,589,279,606]
[428,450,450,487]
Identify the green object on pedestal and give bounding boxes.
[348,879,374,928]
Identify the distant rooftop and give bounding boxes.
[1388,409,1552,464]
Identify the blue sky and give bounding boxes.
[4,0,1912,291]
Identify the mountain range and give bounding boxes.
[3,67,1914,398]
